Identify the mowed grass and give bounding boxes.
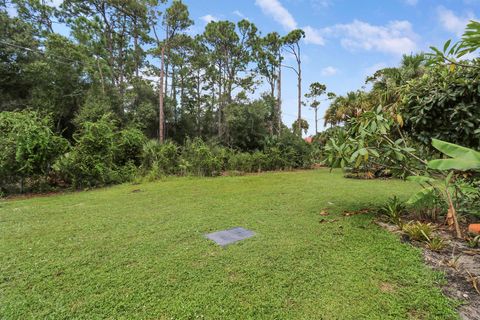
[0,169,459,319]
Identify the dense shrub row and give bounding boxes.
[0,111,69,192]
[0,111,316,194]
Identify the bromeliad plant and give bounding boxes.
[380,196,407,228]
[408,139,480,238]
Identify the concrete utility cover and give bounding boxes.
[205,227,255,246]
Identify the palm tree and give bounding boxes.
[310,101,320,134]
[400,53,426,80]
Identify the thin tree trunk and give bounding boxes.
[315,107,318,134]
[277,55,282,135]
[134,16,139,78]
[446,189,462,238]
[159,46,165,143]
[211,85,216,136]
[172,66,177,131]
[197,72,201,136]
[164,25,170,99]
[218,64,222,138]
[180,72,185,132]
[297,49,302,135]
[96,58,105,94]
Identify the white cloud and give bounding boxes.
[311,0,332,9]
[321,66,338,76]
[303,26,325,45]
[323,20,418,55]
[255,0,298,30]
[200,14,219,24]
[233,10,248,20]
[404,0,418,5]
[255,0,418,53]
[437,6,475,36]
[255,0,325,45]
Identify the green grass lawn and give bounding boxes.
[0,169,459,319]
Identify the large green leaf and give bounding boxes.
[431,139,480,159]
[428,158,480,171]
[407,186,435,205]
[428,139,480,171]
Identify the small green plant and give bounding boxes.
[425,236,447,252]
[446,247,461,270]
[380,196,406,228]
[402,221,434,241]
[468,235,480,248]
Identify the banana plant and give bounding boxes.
[408,139,480,238]
[427,139,480,171]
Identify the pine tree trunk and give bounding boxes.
[297,53,302,136]
[277,57,282,135]
[218,64,223,138]
[197,72,201,136]
[159,46,165,143]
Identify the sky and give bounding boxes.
[6,0,479,135]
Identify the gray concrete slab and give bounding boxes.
[205,227,255,246]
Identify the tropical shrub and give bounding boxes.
[425,236,447,252]
[453,179,480,219]
[116,127,147,167]
[264,129,313,169]
[323,107,422,178]
[225,98,270,151]
[55,115,124,188]
[141,140,179,176]
[407,186,444,221]
[181,138,223,176]
[262,146,286,170]
[251,151,268,172]
[227,152,255,172]
[400,62,480,149]
[0,111,69,192]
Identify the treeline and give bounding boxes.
[1,0,314,145]
[0,110,316,193]
[0,0,328,193]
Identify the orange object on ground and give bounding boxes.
[468,224,480,234]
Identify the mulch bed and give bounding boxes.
[376,221,480,320]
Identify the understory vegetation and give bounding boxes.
[0,111,315,193]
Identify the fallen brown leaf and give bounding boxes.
[319,218,338,224]
[343,209,369,217]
